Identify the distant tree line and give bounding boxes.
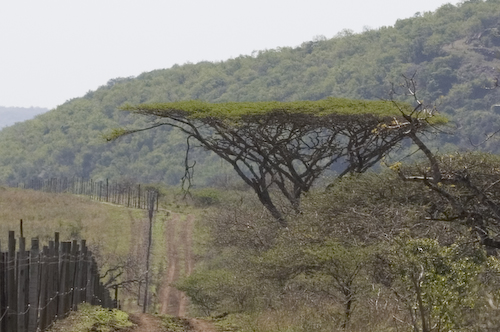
[0,0,499,186]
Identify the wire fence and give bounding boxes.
[13,177,159,210]
[0,231,114,332]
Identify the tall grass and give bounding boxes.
[0,187,145,257]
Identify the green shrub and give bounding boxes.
[46,304,134,332]
[191,188,223,207]
[388,237,500,332]
[176,267,262,315]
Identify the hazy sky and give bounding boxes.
[1,0,462,109]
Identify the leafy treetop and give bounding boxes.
[121,98,446,124]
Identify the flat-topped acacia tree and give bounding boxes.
[110,98,444,227]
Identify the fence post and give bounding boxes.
[17,237,27,332]
[69,240,78,311]
[38,246,49,331]
[7,231,17,332]
[28,238,39,332]
[58,242,70,318]
[79,240,87,305]
[138,184,141,209]
[0,244,5,332]
[48,241,57,327]
[53,233,59,323]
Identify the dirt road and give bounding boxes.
[130,212,216,332]
[128,313,163,332]
[158,213,195,316]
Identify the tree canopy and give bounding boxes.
[113,98,442,225]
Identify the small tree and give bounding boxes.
[388,236,496,332]
[110,98,444,226]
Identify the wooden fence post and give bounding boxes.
[69,240,78,311]
[58,242,70,318]
[47,241,57,328]
[53,233,59,324]
[17,237,27,332]
[28,238,39,332]
[138,184,141,209]
[0,245,5,332]
[64,242,72,317]
[38,246,49,331]
[7,231,17,332]
[80,241,87,305]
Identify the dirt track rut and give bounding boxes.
[159,213,195,316]
[130,212,216,332]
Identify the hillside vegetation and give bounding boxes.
[0,0,500,185]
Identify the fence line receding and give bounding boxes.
[15,178,159,210]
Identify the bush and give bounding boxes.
[46,304,134,332]
[175,266,263,315]
[387,236,500,332]
[191,188,223,207]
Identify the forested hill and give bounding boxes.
[0,0,500,186]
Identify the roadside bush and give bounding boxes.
[191,188,223,207]
[387,236,500,332]
[175,266,266,315]
[46,304,134,332]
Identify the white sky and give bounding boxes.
[0,0,462,109]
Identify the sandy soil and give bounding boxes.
[189,318,218,332]
[128,313,164,332]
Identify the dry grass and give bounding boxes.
[0,187,147,269]
[221,302,402,332]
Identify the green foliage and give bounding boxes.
[46,304,134,332]
[182,164,500,331]
[175,267,261,315]
[299,171,463,246]
[0,0,499,186]
[259,239,372,328]
[190,188,223,207]
[388,236,498,331]
[123,97,415,119]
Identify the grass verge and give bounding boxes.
[46,304,134,332]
